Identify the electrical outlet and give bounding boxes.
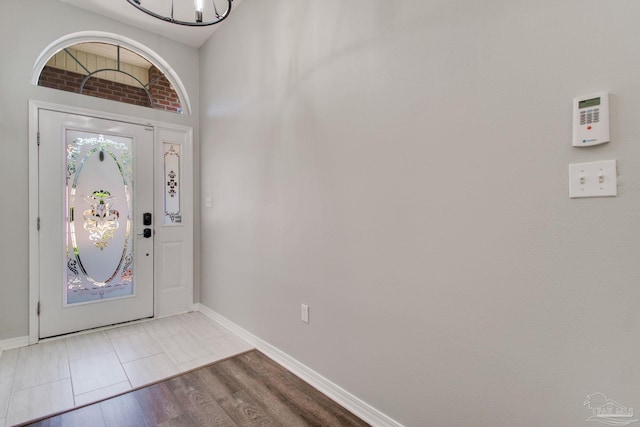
[301,304,309,323]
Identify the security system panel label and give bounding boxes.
[573,92,609,147]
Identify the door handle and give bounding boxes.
[137,228,152,238]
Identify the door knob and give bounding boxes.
[137,228,152,238]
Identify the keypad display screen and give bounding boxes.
[579,97,601,109]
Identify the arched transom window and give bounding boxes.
[38,42,183,114]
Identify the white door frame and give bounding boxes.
[28,100,194,344]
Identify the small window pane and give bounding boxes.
[164,142,182,224]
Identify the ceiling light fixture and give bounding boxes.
[127,0,233,27]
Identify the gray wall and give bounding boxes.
[0,0,200,341]
[199,1,640,426]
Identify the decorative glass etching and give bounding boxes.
[83,190,120,250]
[66,132,134,305]
[164,143,182,224]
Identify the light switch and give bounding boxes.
[569,160,617,198]
[205,196,212,208]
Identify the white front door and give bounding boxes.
[38,109,154,338]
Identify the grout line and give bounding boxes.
[8,347,23,394]
[104,328,131,398]
[73,380,131,402]
[108,334,125,366]
[64,338,76,407]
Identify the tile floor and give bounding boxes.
[0,312,253,426]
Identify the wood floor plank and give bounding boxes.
[29,405,106,427]
[228,389,276,426]
[99,392,151,427]
[221,356,314,427]
[58,405,107,427]
[164,375,236,427]
[177,358,267,425]
[199,360,279,426]
[134,382,184,425]
[184,361,239,402]
[239,351,367,426]
[24,350,370,427]
[155,412,200,427]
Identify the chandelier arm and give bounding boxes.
[126,0,232,27]
[211,0,221,19]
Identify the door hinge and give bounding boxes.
[37,301,41,316]
[37,217,40,231]
[37,132,40,146]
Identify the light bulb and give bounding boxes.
[194,0,204,22]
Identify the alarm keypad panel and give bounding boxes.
[573,92,609,147]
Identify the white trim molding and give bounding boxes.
[196,304,403,427]
[31,31,192,115]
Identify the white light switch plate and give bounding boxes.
[569,160,617,198]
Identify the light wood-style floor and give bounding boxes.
[0,313,253,426]
[24,349,369,427]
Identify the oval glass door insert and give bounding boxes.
[65,131,134,305]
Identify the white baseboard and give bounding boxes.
[0,335,29,358]
[196,304,403,427]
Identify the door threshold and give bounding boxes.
[38,315,155,343]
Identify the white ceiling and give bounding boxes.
[60,0,241,48]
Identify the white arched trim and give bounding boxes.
[31,31,192,115]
